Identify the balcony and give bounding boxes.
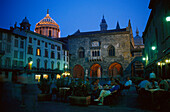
[88,56,103,62]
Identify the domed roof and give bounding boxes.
[22,17,29,23]
[35,10,59,29]
[134,28,144,45]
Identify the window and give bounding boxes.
[51,51,55,58]
[45,42,48,47]
[57,46,61,51]
[6,44,11,53]
[28,45,33,54]
[67,57,69,62]
[20,51,24,59]
[19,61,24,67]
[7,34,11,42]
[45,49,48,57]
[57,62,60,69]
[14,39,18,47]
[51,44,55,49]
[108,46,115,56]
[64,56,65,61]
[29,37,32,43]
[37,59,40,69]
[44,60,47,69]
[37,40,40,45]
[20,41,24,48]
[14,50,18,58]
[92,50,100,57]
[13,60,18,66]
[0,42,2,50]
[49,30,51,37]
[78,47,85,58]
[37,48,41,56]
[57,52,60,60]
[5,57,11,67]
[51,61,54,70]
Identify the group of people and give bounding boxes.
[136,71,169,93]
[84,77,133,105]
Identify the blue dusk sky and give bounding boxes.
[0,0,151,37]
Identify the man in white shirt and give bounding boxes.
[124,77,132,89]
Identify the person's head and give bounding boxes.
[127,77,130,81]
[86,77,89,81]
[95,79,99,83]
[110,77,114,81]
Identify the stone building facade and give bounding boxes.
[68,16,135,79]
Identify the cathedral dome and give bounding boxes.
[134,28,144,45]
[35,9,60,38]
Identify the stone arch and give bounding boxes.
[108,62,123,77]
[90,64,102,78]
[73,64,84,79]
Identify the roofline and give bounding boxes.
[26,30,65,44]
[68,30,129,38]
[0,28,27,39]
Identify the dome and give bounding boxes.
[35,12,59,29]
[22,17,29,23]
[134,28,144,45]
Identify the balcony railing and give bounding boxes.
[88,56,103,62]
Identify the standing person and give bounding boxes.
[149,71,159,89]
[50,78,57,100]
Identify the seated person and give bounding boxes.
[96,79,102,89]
[107,77,115,86]
[124,77,132,89]
[149,72,159,89]
[94,81,120,105]
[138,79,152,90]
[91,81,100,99]
[159,77,169,91]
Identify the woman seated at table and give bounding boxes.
[159,77,169,91]
[94,81,120,105]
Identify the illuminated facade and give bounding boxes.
[143,0,170,78]
[68,16,135,80]
[35,9,60,38]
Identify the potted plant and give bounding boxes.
[69,79,91,106]
[37,79,51,101]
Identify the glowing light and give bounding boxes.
[37,49,40,56]
[158,62,161,66]
[166,16,170,22]
[142,57,146,61]
[165,60,169,63]
[65,65,68,69]
[151,46,156,50]
[35,75,41,82]
[56,74,61,79]
[162,63,165,65]
[43,74,48,79]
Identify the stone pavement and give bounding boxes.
[0,82,168,112]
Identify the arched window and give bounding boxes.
[51,61,54,70]
[108,45,115,56]
[37,59,40,69]
[57,62,60,70]
[78,47,85,58]
[44,60,48,69]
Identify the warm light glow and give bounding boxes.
[166,16,170,22]
[162,63,165,65]
[158,62,161,66]
[165,59,169,63]
[56,74,61,79]
[35,75,41,82]
[62,72,70,76]
[151,46,156,50]
[37,49,40,56]
[29,61,33,64]
[43,74,48,79]
[142,57,146,61]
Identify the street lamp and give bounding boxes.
[157,62,161,66]
[142,57,146,61]
[166,16,170,22]
[151,46,156,50]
